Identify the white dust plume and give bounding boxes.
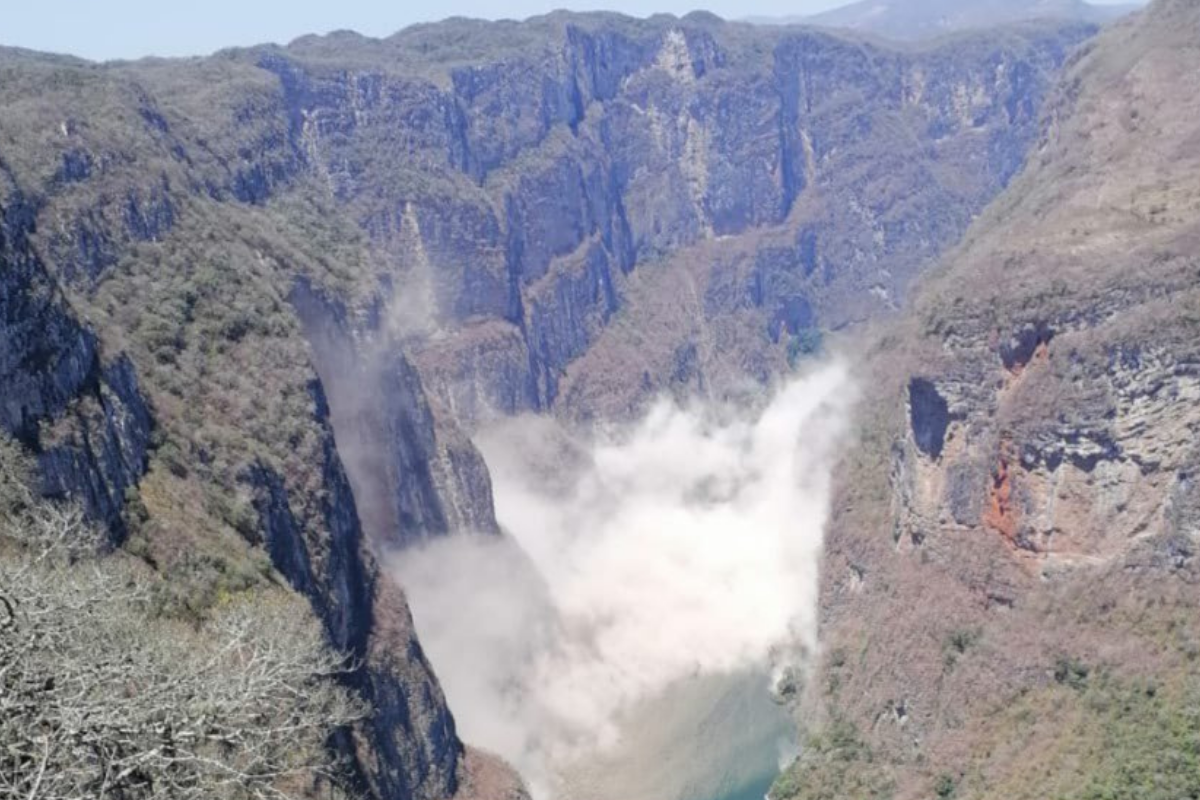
[389,361,853,800]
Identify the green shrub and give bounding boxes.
[943,627,981,669]
[770,717,894,800]
[1053,655,1091,691]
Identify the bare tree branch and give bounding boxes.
[0,454,366,800]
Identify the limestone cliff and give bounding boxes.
[249,16,1092,422]
[0,56,467,800]
[785,2,1200,797]
[0,182,151,542]
[0,10,1102,800]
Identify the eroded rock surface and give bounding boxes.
[798,3,1200,797]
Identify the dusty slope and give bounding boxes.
[779,1,1200,798]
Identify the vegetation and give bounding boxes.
[770,718,893,800]
[0,441,363,800]
[1052,655,1091,691]
[970,670,1200,800]
[943,628,981,670]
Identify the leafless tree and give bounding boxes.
[0,445,365,800]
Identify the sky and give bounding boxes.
[0,0,1143,62]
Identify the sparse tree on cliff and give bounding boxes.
[0,443,364,800]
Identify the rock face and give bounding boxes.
[789,2,1200,797]
[892,0,1200,569]
[0,187,151,541]
[249,15,1092,422]
[0,10,1104,800]
[291,281,500,547]
[0,55,467,800]
[247,391,461,800]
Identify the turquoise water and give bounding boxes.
[696,750,779,800]
[562,670,792,800]
[712,775,774,800]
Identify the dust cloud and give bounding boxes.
[389,360,853,800]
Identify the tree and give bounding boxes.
[0,443,364,800]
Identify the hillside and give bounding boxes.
[776,0,1200,797]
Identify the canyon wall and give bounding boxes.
[0,13,1097,798]
[786,3,1200,797]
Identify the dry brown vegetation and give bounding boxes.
[0,440,363,800]
[775,2,1200,798]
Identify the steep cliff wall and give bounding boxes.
[235,16,1093,422]
[0,181,151,542]
[781,3,1200,798]
[0,11,1102,800]
[0,55,470,799]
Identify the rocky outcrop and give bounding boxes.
[793,3,1200,797]
[247,385,461,800]
[290,281,500,547]
[0,188,152,541]
[255,16,1094,422]
[998,322,1054,373]
[37,355,153,542]
[0,192,99,444]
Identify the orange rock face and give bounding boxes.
[983,444,1020,546]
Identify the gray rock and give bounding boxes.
[0,192,152,542]
[909,378,951,460]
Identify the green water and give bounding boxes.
[711,775,774,800]
[563,670,792,800]
[696,752,779,800]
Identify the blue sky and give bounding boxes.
[3,0,1138,62]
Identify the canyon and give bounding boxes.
[1,0,1197,798]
